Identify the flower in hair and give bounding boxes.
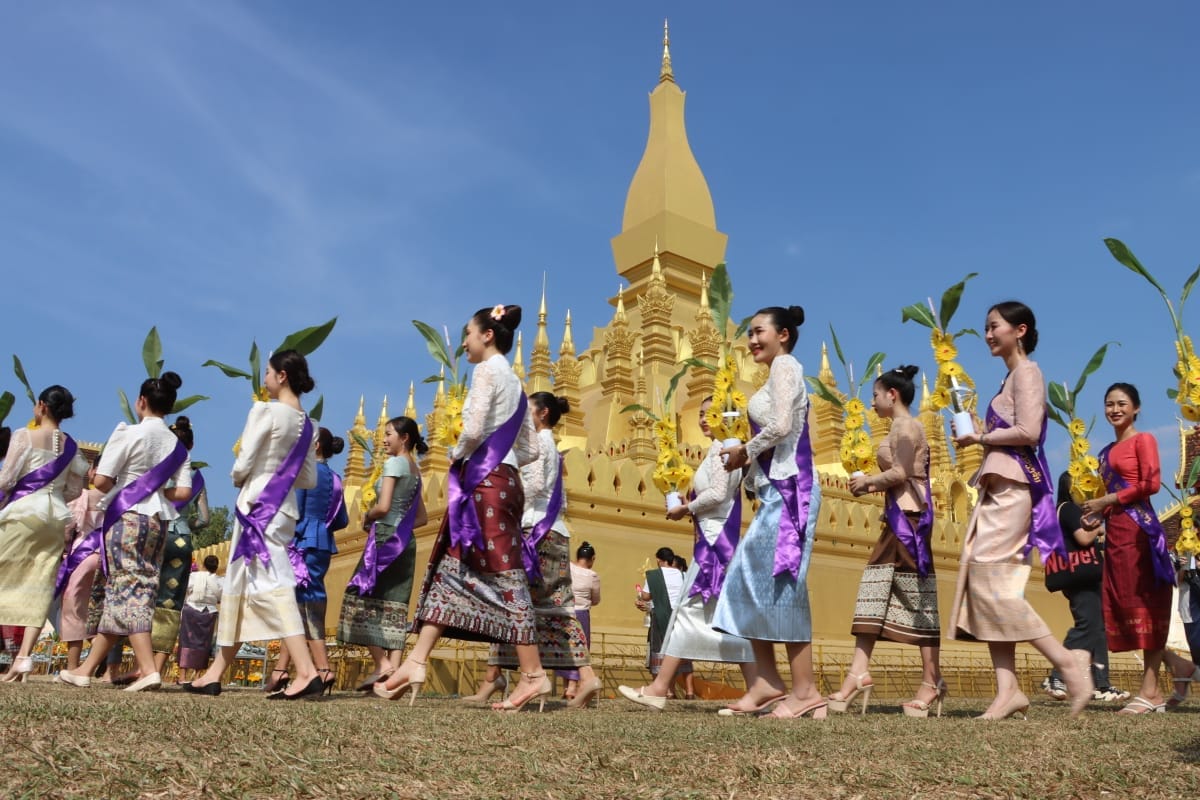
[490,304,506,322]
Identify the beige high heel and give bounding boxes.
[493,671,552,713]
[827,672,873,714]
[902,680,948,718]
[1,656,32,683]
[976,691,1030,720]
[460,673,509,704]
[567,678,602,709]
[373,659,426,705]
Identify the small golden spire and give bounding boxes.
[649,241,665,284]
[818,342,836,385]
[377,395,389,424]
[512,331,526,380]
[614,285,628,323]
[354,395,365,425]
[659,18,674,84]
[436,367,445,400]
[920,372,932,412]
[698,270,710,309]
[404,382,417,420]
[538,273,548,322]
[560,310,576,357]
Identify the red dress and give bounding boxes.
[1100,432,1172,652]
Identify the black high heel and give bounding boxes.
[320,668,336,696]
[267,675,325,701]
[263,668,290,693]
[182,681,222,696]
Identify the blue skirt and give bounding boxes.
[711,478,820,643]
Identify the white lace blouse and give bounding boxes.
[687,441,741,544]
[97,417,191,521]
[744,353,808,491]
[450,353,538,469]
[0,427,88,508]
[521,427,567,535]
[231,402,317,521]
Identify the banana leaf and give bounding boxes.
[1072,342,1118,398]
[900,303,937,329]
[620,403,660,421]
[1104,238,1166,296]
[708,263,733,333]
[0,390,13,425]
[1185,455,1200,491]
[1048,381,1072,420]
[734,314,754,339]
[309,395,324,422]
[860,352,886,389]
[277,317,338,356]
[249,342,262,395]
[202,360,253,380]
[172,395,209,414]
[118,388,136,425]
[142,327,163,379]
[828,325,847,369]
[806,377,844,410]
[12,355,35,404]
[412,320,455,374]
[938,273,979,331]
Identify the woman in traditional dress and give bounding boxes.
[950,301,1091,719]
[58,375,192,692]
[619,396,754,710]
[0,386,88,682]
[178,554,222,682]
[712,306,825,720]
[1080,382,1199,713]
[473,392,603,709]
[150,416,209,677]
[555,541,600,701]
[338,417,426,690]
[835,366,945,716]
[375,304,543,710]
[58,454,104,671]
[184,349,323,700]
[268,427,349,693]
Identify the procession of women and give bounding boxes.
[1,256,1199,719]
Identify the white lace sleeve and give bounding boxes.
[0,428,32,492]
[513,408,540,467]
[451,363,496,462]
[745,358,803,462]
[62,451,89,504]
[522,439,551,502]
[688,453,734,516]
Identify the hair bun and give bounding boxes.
[161,371,183,391]
[788,305,805,327]
[330,436,345,456]
[172,416,192,432]
[413,438,430,456]
[556,396,571,415]
[898,365,919,381]
[502,304,523,331]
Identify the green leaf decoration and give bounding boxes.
[190,460,209,470]
[1168,388,1180,400]
[171,395,209,414]
[900,303,938,329]
[142,327,164,379]
[1047,381,1071,419]
[860,352,886,389]
[351,432,373,454]
[1181,264,1200,312]
[201,360,253,380]
[1104,238,1167,296]
[734,314,754,339]
[708,263,734,334]
[620,403,659,421]
[680,357,717,372]
[117,388,136,425]
[277,317,338,356]
[1185,455,1200,491]
[412,320,455,374]
[309,395,324,422]
[828,325,847,369]
[0,390,14,425]
[249,342,262,395]
[806,377,845,410]
[1073,342,1119,398]
[938,273,979,331]
[1045,405,1066,429]
[12,355,35,405]
[663,363,692,410]
[420,374,443,384]
[953,328,980,339]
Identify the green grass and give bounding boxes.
[2,680,1198,799]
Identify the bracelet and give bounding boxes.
[981,433,987,446]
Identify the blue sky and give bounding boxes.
[2,2,1198,511]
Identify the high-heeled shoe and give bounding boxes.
[263,668,290,693]
[182,680,221,696]
[975,691,1030,720]
[902,680,948,718]
[567,678,602,709]
[373,660,426,705]
[266,675,325,701]
[715,692,788,716]
[317,668,335,696]
[1,656,32,683]
[1167,665,1200,709]
[460,673,509,704]
[764,696,828,721]
[492,671,552,713]
[355,668,394,692]
[827,672,873,714]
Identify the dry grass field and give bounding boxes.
[2,679,1198,800]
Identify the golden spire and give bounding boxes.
[512,331,526,380]
[920,372,932,412]
[560,310,576,357]
[435,367,445,401]
[698,269,710,310]
[650,239,664,282]
[377,395,389,425]
[615,285,627,323]
[534,279,551,353]
[660,18,674,84]
[354,395,365,426]
[818,343,837,386]
[404,382,417,420]
[529,278,553,392]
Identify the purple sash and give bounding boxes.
[446,393,529,553]
[233,416,314,568]
[1098,440,1176,587]
[347,476,422,595]
[984,400,1065,561]
[687,481,742,602]
[53,527,102,598]
[99,439,190,575]
[326,472,345,527]
[521,453,564,582]
[882,453,934,578]
[0,434,78,507]
[173,469,205,511]
[749,418,814,580]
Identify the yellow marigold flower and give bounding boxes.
[1071,437,1091,458]
[942,362,964,378]
[1067,461,1085,479]
[853,442,874,462]
[1083,455,1099,472]
[931,329,953,349]
[933,343,957,364]
[1182,506,1194,519]
[1183,405,1200,422]
[714,371,733,392]
[254,386,269,403]
[845,414,864,431]
[1076,473,1103,495]
[730,390,748,409]
[25,417,38,430]
[705,406,722,430]
[844,398,866,416]
[1068,418,1086,437]
[930,388,950,411]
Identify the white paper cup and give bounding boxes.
[665,491,683,510]
[953,410,976,437]
[851,470,865,478]
[721,437,742,464]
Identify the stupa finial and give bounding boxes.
[560,310,576,357]
[404,382,417,419]
[660,19,674,83]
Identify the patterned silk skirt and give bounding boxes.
[0,491,70,628]
[151,529,192,653]
[950,476,1051,642]
[662,561,754,663]
[58,552,100,641]
[712,481,821,643]
[414,464,536,645]
[1102,511,1173,652]
[491,531,590,669]
[97,512,167,636]
[178,606,217,669]
[850,514,940,647]
[217,512,305,646]
[297,547,333,640]
[337,531,416,651]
